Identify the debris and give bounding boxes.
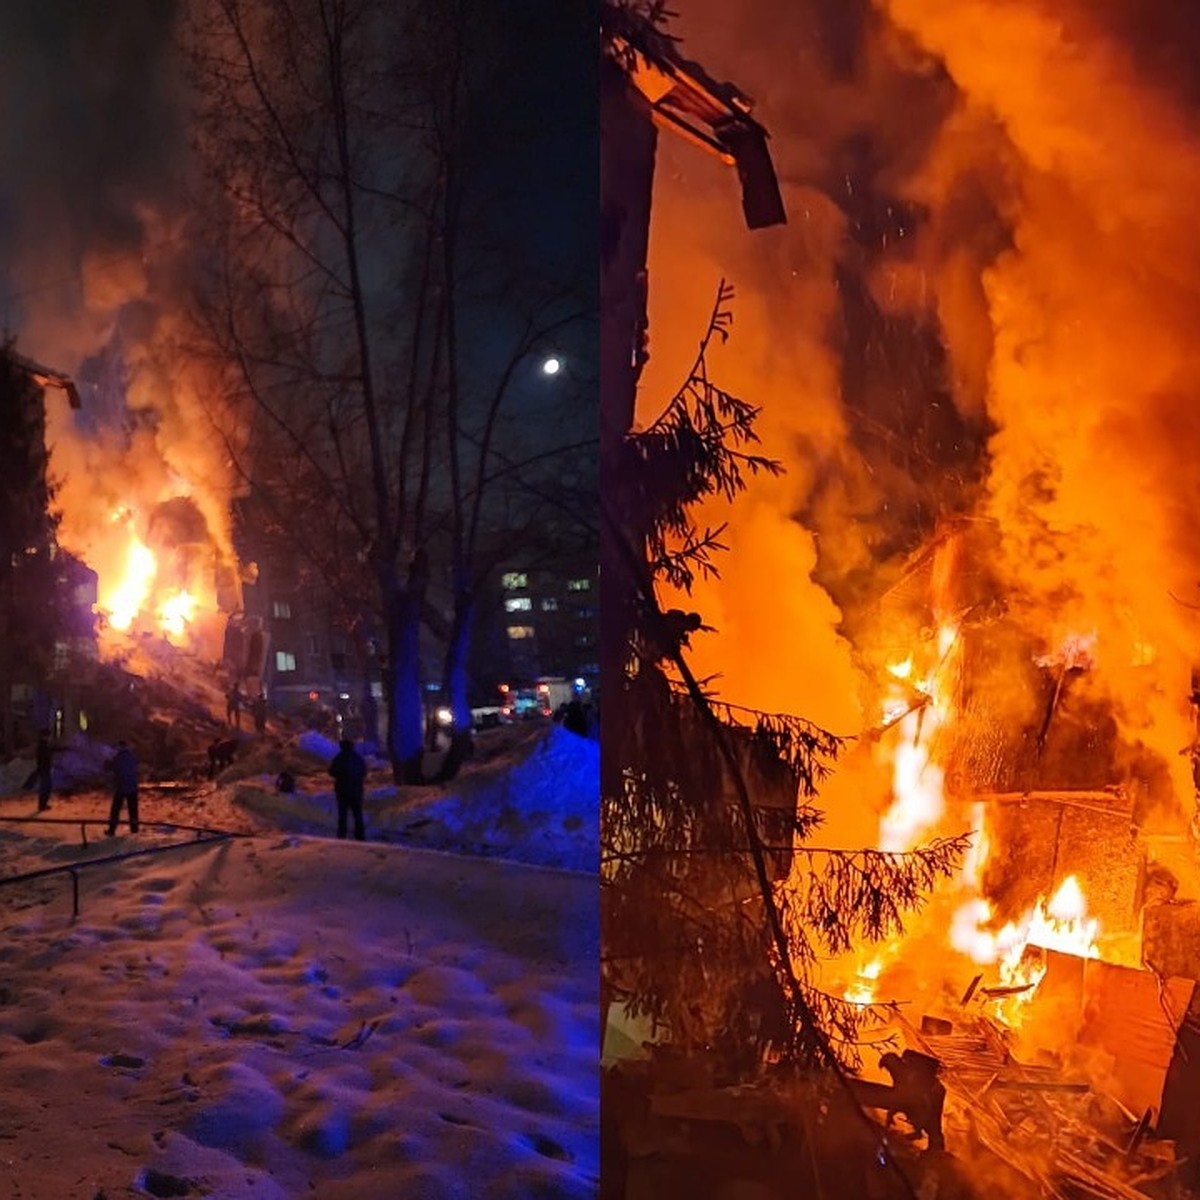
[891,1007,1182,1199]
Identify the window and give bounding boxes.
[575,606,597,619]
[566,578,591,592]
[507,625,536,640]
[306,632,320,654]
[574,634,595,649]
[502,572,528,590]
[272,600,292,619]
[540,597,558,612]
[504,597,532,613]
[275,651,297,672]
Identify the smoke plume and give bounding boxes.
[0,2,238,641]
[652,0,1200,830]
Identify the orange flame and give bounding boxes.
[158,590,198,640]
[878,623,959,852]
[951,875,1099,1017]
[103,536,156,632]
[843,955,884,1005]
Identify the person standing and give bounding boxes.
[253,691,268,734]
[226,684,243,729]
[329,738,367,841]
[105,741,140,836]
[33,731,54,812]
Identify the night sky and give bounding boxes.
[0,0,597,386]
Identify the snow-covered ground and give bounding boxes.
[0,726,599,1198]
[237,725,599,873]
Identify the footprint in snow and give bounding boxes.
[100,1052,145,1069]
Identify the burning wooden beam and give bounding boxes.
[10,351,82,409]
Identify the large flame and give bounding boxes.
[158,589,198,639]
[93,503,220,649]
[879,623,959,852]
[104,536,156,632]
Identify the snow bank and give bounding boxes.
[0,733,116,797]
[297,730,340,761]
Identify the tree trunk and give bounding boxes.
[436,583,474,783]
[384,555,428,784]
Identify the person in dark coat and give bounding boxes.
[329,738,367,840]
[562,699,588,738]
[33,732,54,812]
[253,691,268,734]
[105,741,140,836]
[226,684,243,729]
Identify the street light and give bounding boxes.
[541,355,563,376]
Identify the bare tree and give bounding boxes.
[182,0,594,780]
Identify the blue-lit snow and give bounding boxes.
[0,725,599,1198]
[240,723,599,872]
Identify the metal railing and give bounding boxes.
[0,816,248,919]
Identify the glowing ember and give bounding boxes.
[104,537,157,631]
[158,590,198,639]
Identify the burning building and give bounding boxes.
[606,0,1200,1192]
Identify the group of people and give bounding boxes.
[226,684,269,734]
[28,730,369,843]
[27,732,140,835]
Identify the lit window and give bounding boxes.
[504,597,532,612]
[502,572,528,590]
[540,597,558,612]
[566,578,591,592]
[273,601,292,619]
[507,625,535,640]
[276,651,297,672]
